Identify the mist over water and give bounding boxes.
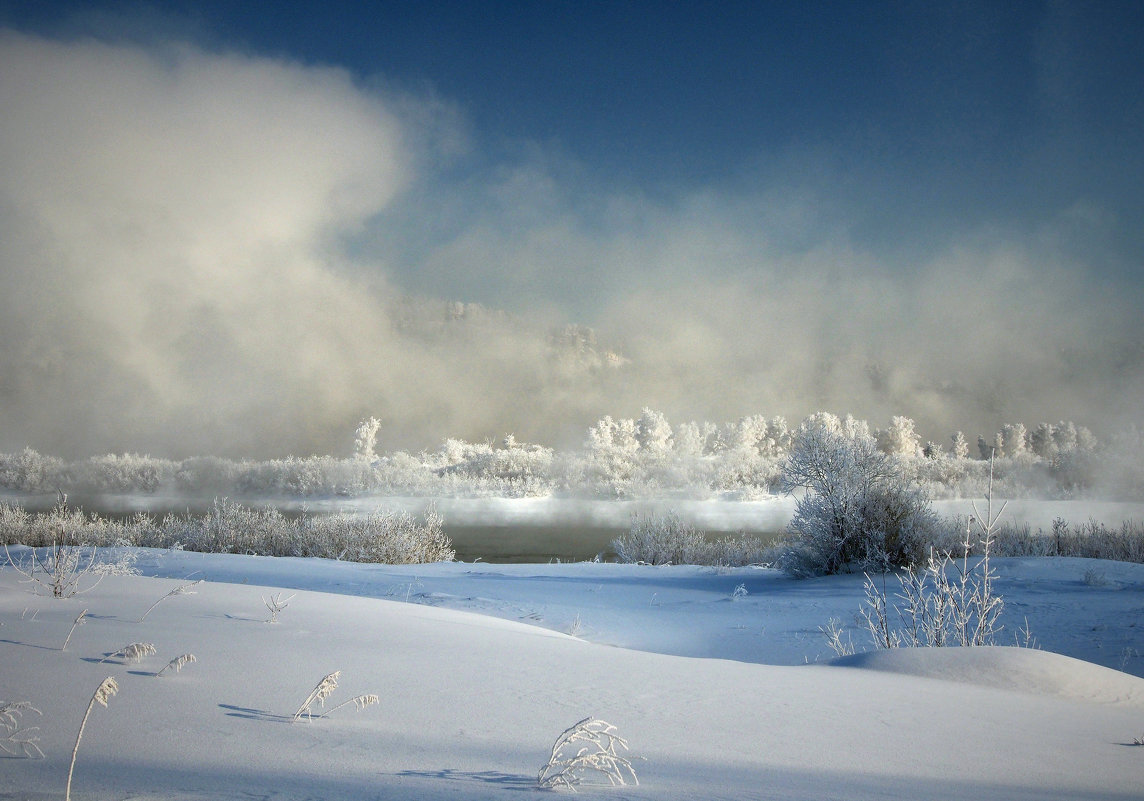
[1,31,1141,461]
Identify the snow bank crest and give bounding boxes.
[828,646,1144,708]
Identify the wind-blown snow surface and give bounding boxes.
[2,551,1143,800]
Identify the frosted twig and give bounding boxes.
[99,642,157,664]
[139,580,201,622]
[821,617,855,657]
[154,653,197,677]
[263,592,295,623]
[61,609,87,651]
[293,671,341,721]
[324,694,380,716]
[67,678,118,801]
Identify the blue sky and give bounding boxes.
[6,1,1142,248]
[0,1,1142,456]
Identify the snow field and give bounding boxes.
[2,550,1143,800]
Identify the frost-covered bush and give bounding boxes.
[0,448,68,492]
[0,499,453,564]
[422,436,556,497]
[848,471,1008,651]
[611,512,770,566]
[986,518,1144,563]
[174,456,244,494]
[71,453,174,494]
[301,506,454,563]
[776,421,937,576]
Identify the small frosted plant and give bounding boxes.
[155,653,197,677]
[537,717,640,791]
[263,592,295,623]
[100,642,157,664]
[5,540,103,599]
[139,580,201,622]
[293,671,341,722]
[61,609,87,651]
[0,701,44,758]
[854,451,1010,651]
[67,677,118,801]
[821,618,855,657]
[731,583,748,601]
[1083,567,1109,587]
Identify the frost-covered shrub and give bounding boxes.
[72,453,174,494]
[852,469,1008,650]
[174,456,243,494]
[0,499,453,564]
[0,448,68,492]
[776,421,937,576]
[425,436,556,496]
[302,506,453,563]
[611,512,770,566]
[709,449,783,497]
[988,518,1144,563]
[612,513,704,565]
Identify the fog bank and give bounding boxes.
[2,31,1140,459]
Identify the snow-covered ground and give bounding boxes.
[2,548,1143,800]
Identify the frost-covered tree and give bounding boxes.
[778,421,936,576]
[1029,422,1056,459]
[876,416,921,457]
[353,417,381,461]
[800,411,842,436]
[764,416,792,457]
[635,408,673,457]
[951,431,970,459]
[1075,425,1098,452]
[1053,421,1079,453]
[977,435,991,460]
[999,423,1027,458]
[673,422,704,458]
[841,414,872,443]
[728,415,768,453]
[586,416,639,456]
[921,441,942,459]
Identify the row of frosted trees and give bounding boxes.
[582,409,1097,463]
[0,410,1129,500]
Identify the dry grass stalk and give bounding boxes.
[99,642,157,664]
[66,677,118,801]
[155,653,197,677]
[293,671,341,722]
[139,580,201,622]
